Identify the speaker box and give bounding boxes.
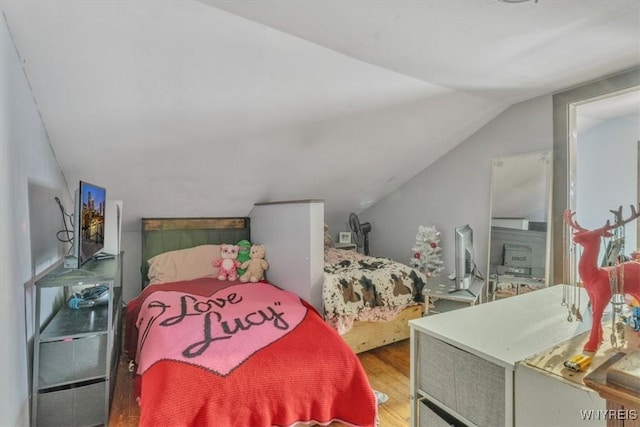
[103,200,122,255]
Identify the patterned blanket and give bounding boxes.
[323,249,426,328]
[125,278,377,427]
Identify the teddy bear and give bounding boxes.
[324,224,335,249]
[239,244,269,283]
[212,244,240,281]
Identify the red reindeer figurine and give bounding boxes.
[564,205,640,353]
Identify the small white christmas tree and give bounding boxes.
[410,225,444,278]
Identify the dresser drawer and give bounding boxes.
[37,381,105,427]
[418,333,506,426]
[419,399,457,427]
[39,335,107,388]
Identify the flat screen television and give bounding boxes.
[68,181,107,269]
[455,224,475,290]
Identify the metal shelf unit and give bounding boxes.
[32,254,123,427]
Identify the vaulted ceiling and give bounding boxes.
[2,0,639,229]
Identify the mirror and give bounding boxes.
[552,67,640,285]
[486,151,552,300]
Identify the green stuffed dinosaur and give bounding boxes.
[236,239,252,276]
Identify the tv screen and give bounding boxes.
[455,224,475,290]
[73,181,106,267]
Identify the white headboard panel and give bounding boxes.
[249,200,325,313]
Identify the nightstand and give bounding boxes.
[334,242,357,251]
[422,276,483,315]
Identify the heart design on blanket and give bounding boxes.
[136,282,307,376]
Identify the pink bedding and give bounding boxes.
[125,278,377,427]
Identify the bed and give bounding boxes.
[322,246,427,353]
[125,217,378,427]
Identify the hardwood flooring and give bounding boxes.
[108,339,411,426]
[108,349,139,427]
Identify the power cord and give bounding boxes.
[54,197,74,250]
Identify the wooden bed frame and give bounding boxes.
[340,304,424,353]
[140,216,421,354]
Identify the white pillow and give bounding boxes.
[148,244,221,285]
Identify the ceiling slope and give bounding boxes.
[1,0,639,230]
[204,0,640,102]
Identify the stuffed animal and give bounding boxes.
[324,224,335,249]
[212,244,240,281]
[239,245,269,283]
[236,239,252,276]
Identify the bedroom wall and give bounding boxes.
[1,13,70,427]
[576,114,638,255]
[361,94,553,280]
[121,229,142,302]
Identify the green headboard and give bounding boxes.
[140,217,250,287]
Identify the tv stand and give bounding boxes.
[422,276,484,315]
[448,288,476,298]
[32,253,123,426]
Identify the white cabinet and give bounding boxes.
[409,285,606,427]
[32,254,123,427]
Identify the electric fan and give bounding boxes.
[349,212,372,255]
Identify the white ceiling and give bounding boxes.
[2,0,639,230]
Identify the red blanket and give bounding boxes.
[125,278,377,427]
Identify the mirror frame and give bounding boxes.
[552,66,640,285]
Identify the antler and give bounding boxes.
[607,204,640,231]
[564,206,639,235]
[563,209,587,232]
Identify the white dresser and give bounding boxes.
[409,285,610,427]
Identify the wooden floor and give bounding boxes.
[108,339,411,426]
